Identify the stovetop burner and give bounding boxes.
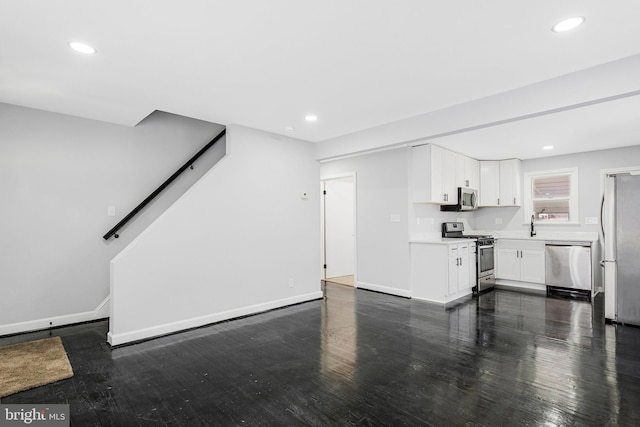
[441,222,493,242]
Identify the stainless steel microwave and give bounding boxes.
[440,187,478,211]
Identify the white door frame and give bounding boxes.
[321,172,357,287]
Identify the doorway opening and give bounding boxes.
[321,174,356,287]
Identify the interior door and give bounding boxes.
[323,177,355,280]
[615,174,640,325]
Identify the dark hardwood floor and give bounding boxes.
[2,284,640,426]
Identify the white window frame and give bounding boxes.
[523,167,579,225]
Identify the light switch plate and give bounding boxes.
[495,218,503,225]
[390,214,401,223]
[585,217,598,225]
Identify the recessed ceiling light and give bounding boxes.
[543,145,554,150]
[68,41,96,54]
[284,126,295,132]
[305,115,318,122]
[552,16,585,33]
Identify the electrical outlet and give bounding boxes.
[495,218,503,225]
[288,278,295,288]
[107,206,116,217]
[585,217,598,225]
[300,192,309,200]
[390,214,401,223]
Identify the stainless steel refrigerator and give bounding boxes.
[602,173,640,325]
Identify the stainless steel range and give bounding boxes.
[442,222,496,293]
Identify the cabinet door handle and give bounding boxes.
[465,179,469,187]
[513,197,516,205]
[459,257,462,266]
[497,198,500,205]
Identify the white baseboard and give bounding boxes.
[356,281,412,298]
[0,296,110,337]
[413,288,473,305]
[495,280,546,293]
[107,291,323,346]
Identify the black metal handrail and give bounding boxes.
[103,127,226,240]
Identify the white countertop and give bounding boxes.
[410,230,599,244]
[409,237,471,245]
[490,231,598,243]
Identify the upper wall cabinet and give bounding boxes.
[463,156,480,190]
[411,144,480,204]
[479,159,522,207]
[411,144,452,204]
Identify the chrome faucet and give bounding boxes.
[530,214,536,237]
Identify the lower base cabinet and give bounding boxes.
[495,240,545,284]
[411,241,476,303]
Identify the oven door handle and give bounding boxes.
[478,245,494,250]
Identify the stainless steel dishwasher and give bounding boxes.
[545,241,592,292]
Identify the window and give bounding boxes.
[524,168,579,224]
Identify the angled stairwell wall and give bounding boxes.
[0,104,225,336]
[108,125,321,346]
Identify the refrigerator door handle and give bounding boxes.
[600,195,605,239]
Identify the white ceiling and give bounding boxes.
[2,1,640,159]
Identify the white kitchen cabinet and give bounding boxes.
[455,154,465,191]
[442,148,457,203]
[448,242,471,294]
[495,240,545,284]
[411,241,475,303]
[499,159,522,206]
[464,156,480,190]
[479,161,500,206]
[496,247,519,280]
[520,249,545,283]
[479,159,522,207]
[411,144,456,204]
[411,145,479,204]
[455,153,480,189]
[468,241,477,286]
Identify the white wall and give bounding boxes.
[410,204,477,239]
[0,103,225,335]
[474,145,640,233]
[108,125,321,345]
[320,148,410,297]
